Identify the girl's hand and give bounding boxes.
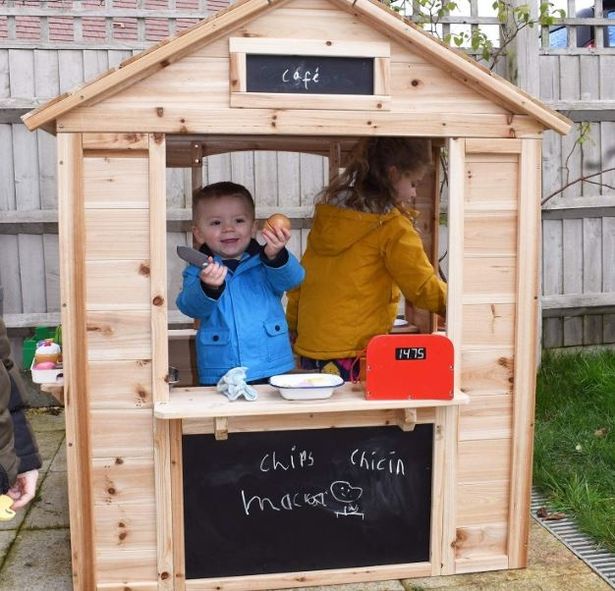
[199,258,227,288]
[262,226,291,260]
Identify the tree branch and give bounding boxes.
[541,168,615,205]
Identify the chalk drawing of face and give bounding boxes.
[330,480,363,504]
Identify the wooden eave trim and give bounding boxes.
[331,0,572,135]
[20,0,286,132]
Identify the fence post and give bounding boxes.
[507,0,540,95]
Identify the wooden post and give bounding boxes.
[149,132,176,590]
[328,141,342,181]
[508,138,541,567]
[58,132,96,590]
[438,137,465,574]
[507,0,540,96]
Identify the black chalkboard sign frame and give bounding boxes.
[162,399,457,589]
[228,37,392,111]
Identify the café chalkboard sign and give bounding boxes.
[245,54,374,95]
[182,424,433,579]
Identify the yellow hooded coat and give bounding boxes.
[286,204,446,360]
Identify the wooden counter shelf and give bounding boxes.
[155,383,469,420]
[155,383,468,439]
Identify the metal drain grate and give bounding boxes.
[531,489,615,588]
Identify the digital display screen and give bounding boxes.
[395,347,427,361]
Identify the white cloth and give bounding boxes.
[216,367,258,401]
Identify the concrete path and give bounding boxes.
[0,407,612,591]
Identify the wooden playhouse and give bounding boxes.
[22,0,572,589]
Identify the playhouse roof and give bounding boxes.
[22,0,572,135]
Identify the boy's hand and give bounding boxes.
[262,226,291,260]
[199,257,227,288]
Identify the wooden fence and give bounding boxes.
[1,0,615,358]
[538,0,615,347]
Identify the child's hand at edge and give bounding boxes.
[199,257,227,289]
[262,226,291,260]
[7,469,39,509]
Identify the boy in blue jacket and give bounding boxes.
[176,182,304,386]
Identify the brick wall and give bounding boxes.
[0,0,230,43]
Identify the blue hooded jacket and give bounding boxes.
[176,240,304,385]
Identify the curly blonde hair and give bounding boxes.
[319,137,432,213]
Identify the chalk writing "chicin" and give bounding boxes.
[350,449,406,476]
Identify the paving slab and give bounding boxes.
[0,528,72,591]
[0,531,14,565]
[49,438,67,472]
[25,407,66,433]
[23,470,69,529]
[0,502,28,533]
[35,429,65,473]
[287,581,405,591]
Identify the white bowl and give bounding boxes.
[269,373,344,400]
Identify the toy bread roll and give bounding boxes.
[263,213,291,233]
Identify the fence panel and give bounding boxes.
[538,0,615,347]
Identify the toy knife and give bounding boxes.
[177,245,210,267]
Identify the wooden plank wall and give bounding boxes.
[82,135,158,589]
[538,7,615,347]
[454,139,521,573]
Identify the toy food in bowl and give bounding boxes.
[269,373,344,400]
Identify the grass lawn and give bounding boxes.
[533,349,615,552]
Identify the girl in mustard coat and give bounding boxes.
[286,137,446,381]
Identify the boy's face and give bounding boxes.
[192,195,256,260]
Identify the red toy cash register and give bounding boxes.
[362,334,454,400]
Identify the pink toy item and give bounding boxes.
[33,361,57,370]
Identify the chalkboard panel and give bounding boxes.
[245,54,374,95]
[183,424,433,579]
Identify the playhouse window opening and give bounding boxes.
[165,136,448,389]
